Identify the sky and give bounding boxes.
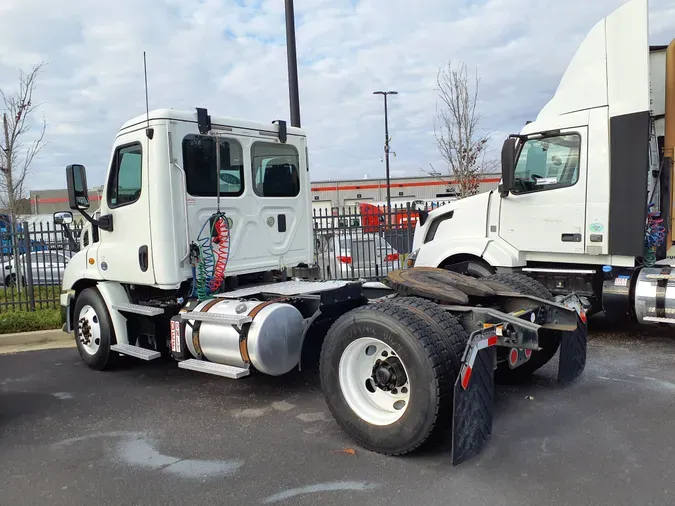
[0,0,674,192]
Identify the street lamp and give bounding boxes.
[373,90,398,219]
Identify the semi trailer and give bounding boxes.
[57,105,587,464]
[409,0,675,328]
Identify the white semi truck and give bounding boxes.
[409,0,675,329]
[57,106,587,463]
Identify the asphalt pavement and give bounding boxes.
[1,318,674,506]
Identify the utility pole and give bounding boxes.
[284,0,301,128]
[373,91,398,220]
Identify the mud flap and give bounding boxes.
[557,315,588,384]
[451,346,495,465]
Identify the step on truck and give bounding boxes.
[57,106,588,464]
[408,0,675,329]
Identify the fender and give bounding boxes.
[96,281,132,347]
[62,247,104,291]
[415,237,526,270]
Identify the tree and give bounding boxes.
[429,60,494,198]
[0,63,47,220]
[0,63,47,292]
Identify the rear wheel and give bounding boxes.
[74,287,118,371]
[320,300,463,455]
[487,272,561,383]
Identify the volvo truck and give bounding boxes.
[409,0,675,328]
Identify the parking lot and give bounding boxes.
[1,318,674,506]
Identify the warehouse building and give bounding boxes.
[28,174,501,216]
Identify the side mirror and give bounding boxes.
[500,138,517,195]
[53,211,73,225]
[66,164,90,211]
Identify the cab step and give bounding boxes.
[180,312,252,325]
[178,358,250,379]
[110,343,161,360]
[112,303,164,316]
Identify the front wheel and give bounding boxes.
[319,301,461,455]
[73,287,118,371]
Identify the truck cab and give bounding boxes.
[409,0,675,322]
[61,108,315,299]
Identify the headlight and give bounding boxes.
[404,249,419,269]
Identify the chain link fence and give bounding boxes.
[0,200,447,312]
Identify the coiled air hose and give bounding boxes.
[194,212,230,300]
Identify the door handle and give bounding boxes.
[138,245,149,272]
[561,234,582,243]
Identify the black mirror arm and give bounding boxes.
[78,209,113,232]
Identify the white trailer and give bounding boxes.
[58,106,587,463]
[409,0,675,328]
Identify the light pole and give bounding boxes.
[284,0,301,127]
[373,91,397,218]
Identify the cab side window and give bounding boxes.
[512,134,581,194]
[108,143,143,207]
[251,142,300,197]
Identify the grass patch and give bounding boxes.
[0,308,61,334]
[0,285,61,312]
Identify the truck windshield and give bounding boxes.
[182,134,244,197]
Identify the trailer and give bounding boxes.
[409,0,675,330]
[56,104,588,463]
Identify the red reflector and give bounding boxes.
[461,366,472,390]
[580,310,587,324]
[509,348,518,365]
[525,348,532,358]
[487,336,498,347]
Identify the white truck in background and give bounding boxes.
[409,0,675,328]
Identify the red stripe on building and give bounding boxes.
[32,196,102,204]
[310,178,501,192]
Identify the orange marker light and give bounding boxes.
[88,258,95,265]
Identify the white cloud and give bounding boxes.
[0,0,672,191]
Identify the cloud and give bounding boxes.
[0,0,673,191]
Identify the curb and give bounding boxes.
[0,328,72,347]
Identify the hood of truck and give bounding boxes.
[412,191,491,250]
[537,0,650,121]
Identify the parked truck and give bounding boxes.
[57,104,587,464]
[409,0,675,329]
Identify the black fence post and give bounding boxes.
[22,222,35,311]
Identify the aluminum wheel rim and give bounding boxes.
[77,304,101,356]
[338,337,411,426]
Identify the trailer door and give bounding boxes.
[499,128,588,254]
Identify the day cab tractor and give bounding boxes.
[57,106,587,464]
[408,0,675,331]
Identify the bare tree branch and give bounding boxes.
[433,60,493,198]
[0,62,47,218]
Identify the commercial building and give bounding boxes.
[28,174,501,216]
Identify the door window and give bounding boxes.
[512,134,581,194]
[108,143,143,207]
[251,142,300,197]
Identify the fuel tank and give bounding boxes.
[184,298,305,376]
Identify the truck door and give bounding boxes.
[499,129,588,254]
[96,134,155,284]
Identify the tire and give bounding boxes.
[442,258,495,278]
[319,300,463,455]
[487,273,560,382]
[73,287,118,371]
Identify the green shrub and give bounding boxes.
[0,308,62,334]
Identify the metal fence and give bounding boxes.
[312,201,446,281]
[0,221,82,312]
[0,200,449,312]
